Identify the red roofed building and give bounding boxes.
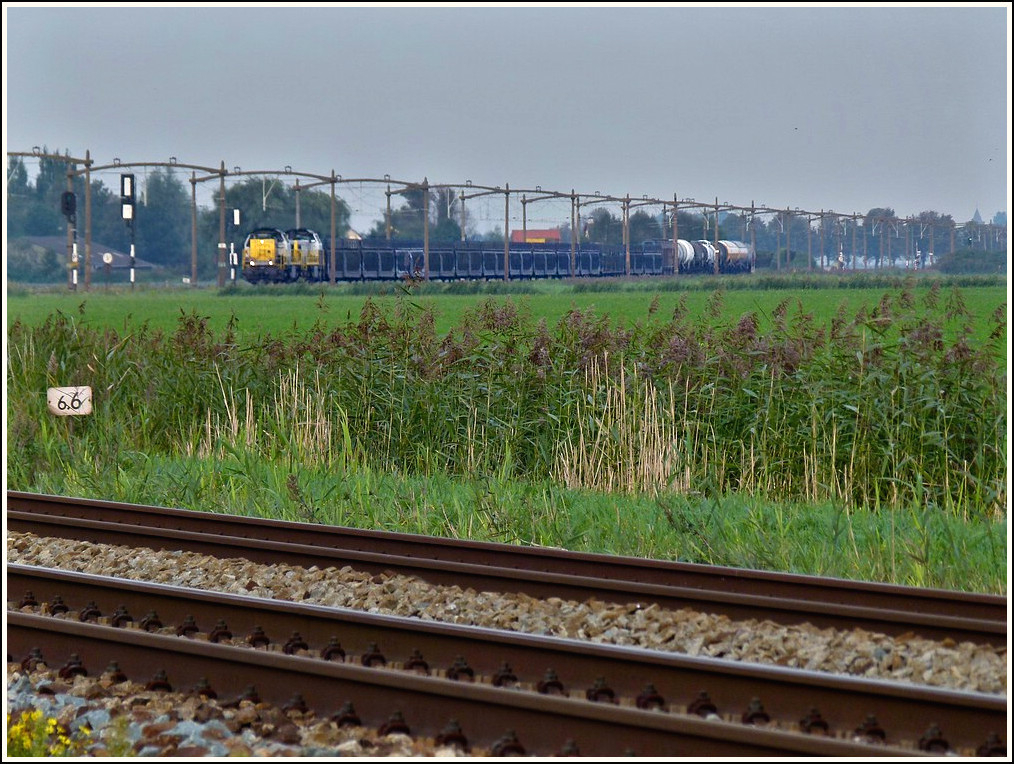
[510,228,562,243]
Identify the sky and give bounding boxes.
[3,2,1011,234]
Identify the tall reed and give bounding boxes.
[6,286,1006,519]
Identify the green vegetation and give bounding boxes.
[5,275,1008,594]
[21,454,1005,594]
[7,272,1008,345]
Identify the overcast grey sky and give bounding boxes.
[4,3,1010,232]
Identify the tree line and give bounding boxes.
[6,149,1007,282]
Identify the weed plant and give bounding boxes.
[6,708,92,756]
[6,281,1007,591]
[20,453,1006,593]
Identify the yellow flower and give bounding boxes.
[5,705,92,757]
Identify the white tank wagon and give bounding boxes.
[689,240,719,273]
[675,239,698,272]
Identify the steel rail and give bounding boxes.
[7,508,1005,648]
[8,491,1002,624]
[7,564,1005,755]
[8,611,946,757]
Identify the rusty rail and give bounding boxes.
[7,563,1005,756]
[8,490,1008,757]
[8,491,1002,622]
[10,606,965,757]
[7,496,1005,648]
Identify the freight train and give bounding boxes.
[241,227,755,284]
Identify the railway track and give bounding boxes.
[6,491,1006,647]
[7,566,1006,756]
[6,491,1009,756]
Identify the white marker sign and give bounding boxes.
[47,386,93,416]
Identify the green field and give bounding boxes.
[7,274,1009,347]
[5,273,1008,593]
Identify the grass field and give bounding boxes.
[7,273,1009,348]
[6,272,1008,593]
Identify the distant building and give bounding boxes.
[23,236,156,271]
[972,208,984,224]
[510,228,562,243]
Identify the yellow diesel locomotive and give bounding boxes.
[242,227,325,283]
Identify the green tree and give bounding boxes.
[7,156,29,195]
[673,209,705,241]
[431,217,462,242]
[293,183,351,238]
[862,207,896,267]
[393,185,428,239]
[628,209,662,243]
[4,151,136,263]
[431,187,463,242]
[478,225,504,242]
[935,248,1006,274]
[88,180,130,252]
[909,210,955,264]
[11,150,70,237]
[583,207,622,244]
[370,184,474,241]
[366,184,435,240]
[6,156,32,238]
[136,168,190,268]
[33,149,69,206]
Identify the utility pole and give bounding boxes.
[330,171,337,286]
[218,161,227,287]
[807,213,813,271]
[423,178,430,279]
[750,201,756,270]
[623,194,631,276]
[385,179,393,242]
[84,150,93,291]
[190,172,198,285]
[785,209,792,270]
[851,214,858,270]
[571,191,577,277]
[503,183,510,282]
[713,198,719,275]
[818,211,825,270]
[672,195,679,275]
